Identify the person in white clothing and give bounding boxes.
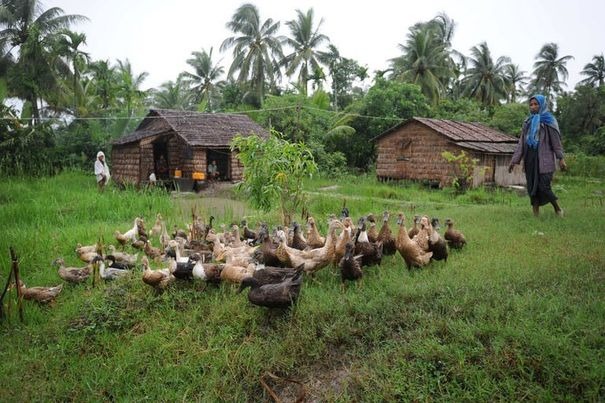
[94,151,111,191]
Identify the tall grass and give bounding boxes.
[0,171,603,401]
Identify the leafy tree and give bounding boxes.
[0,0,88,122]
[319,45,367,110]
[529,42,573,103]
[579,54,605,87]
[489,103,528,136]
[431,97,490,123]
[181,47,225,111]
[349,79,430,169]
[557,85,605,142]
[282,8,329,96]
[462,42,510,108]
[220,3,284,107]
[231,132,317,225]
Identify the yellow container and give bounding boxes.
[192,172,205,180]
[174,169,182,178]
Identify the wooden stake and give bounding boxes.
[0,264,14,320]
[9,247,24,323]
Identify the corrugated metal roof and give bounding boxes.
[113,109,269,146]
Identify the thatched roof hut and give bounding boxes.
[374,117,525,187]
[111,109,268,186]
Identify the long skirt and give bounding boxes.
[524,147,557,206]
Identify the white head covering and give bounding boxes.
[97,151,105,158]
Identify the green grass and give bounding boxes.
[0,171,604,401]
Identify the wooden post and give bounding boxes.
[0,264,13,320]
[9,247,24,323]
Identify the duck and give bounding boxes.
[333,217,353,265]
[241,219,259,244]
[143,240,163,261]
[93,255,129,280]
[17,281,63,304]
[290,222,308,251]
[366,213,379,243]
[412,215,431,252]
[257,225,285,267]
[428,218,448,261]
[305,216,325,249]
[377,211,397,255]
[141,256,175,291]
[220,262,255,284]
[395,212,432,270]
[444,218,467,249]
[407,215,421,239]
[238,266,304,309]
[252,263,305,286]
[339,241,363,284]
[105,255,132,271]
[106,245,138,267]
[114,217,141,247]
[354,219,383,267]
[172,253,202,280]
[276,219,342,275]
[192,258,223,284]
[150,213,164,237]
[54,258,91,284]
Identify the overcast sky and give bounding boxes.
[44,0,605,92]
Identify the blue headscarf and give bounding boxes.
[526,94,559,149]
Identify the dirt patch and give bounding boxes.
[318,185,339,192]
[171,182,252,221]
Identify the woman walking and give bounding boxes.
[509,95,567,217]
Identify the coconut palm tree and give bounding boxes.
[503,64,528,103]
[462,42,510,107]
[181,47,225,111]
[152,77,195,110]
[529,42,573,101]
[115,59,148,118]
[0,0,87,122]
[87,59,116,111]
[56,30,89,116]
[579,54,605,87]
[389,24,450,104]
[282,8,329,96]
[220,3,284,107]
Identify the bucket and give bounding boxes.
[174,169,182,178]
[192,172,205,180]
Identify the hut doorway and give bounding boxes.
[153,141,170,179]
[207,149,230,181]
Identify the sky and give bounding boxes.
[43,0,605,92]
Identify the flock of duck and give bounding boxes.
[16,209,466,309]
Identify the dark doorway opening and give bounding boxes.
[207,149,230,181]
[153,141,169,180]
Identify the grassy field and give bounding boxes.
[0,170,603,401]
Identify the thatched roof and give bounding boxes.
[113,109,269,146]
[375,117,518,154]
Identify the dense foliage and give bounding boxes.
[0,2,603,176]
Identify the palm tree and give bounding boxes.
[0,0,88,122]
[220,3,284,107]
[56,30,89,116]
[282,8,329,96]
[389,24,450,104]
[462,42,510,107]
[181,47,225,111]
[579,54,605,87]
[503,64,528,103]
[87,60,116,111]
[152,77,195,110]
[115,59,148,118]
[530,42,573,101]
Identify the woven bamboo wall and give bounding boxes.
[376,121,488,187]
[111,144,140,184]
[231,152,244,181]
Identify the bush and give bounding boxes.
[564,152,605,178]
